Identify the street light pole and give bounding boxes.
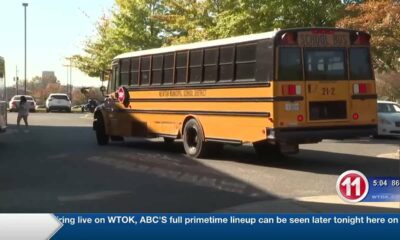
[22,3,28,95]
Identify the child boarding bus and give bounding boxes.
[0,56,6,133]
[94,28,377,158]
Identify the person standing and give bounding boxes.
[17,95,30,132]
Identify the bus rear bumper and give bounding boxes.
[268,125,377,143]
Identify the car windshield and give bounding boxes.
[378,103,400,113]
[51,95,69,100]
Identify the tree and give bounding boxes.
[73,0,166,78]
[72,16,115,77]
[337,0,400,71]
[272,0,347,28]
[162,0,348,42]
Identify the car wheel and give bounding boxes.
[46,108,50,113]
[95,115,109,145]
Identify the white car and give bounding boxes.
[46,93,72,112]
[8,95,37,112]
[377,100,400,137]
[0,101,6,133]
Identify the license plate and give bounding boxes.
[285,103,300,111]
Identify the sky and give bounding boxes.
[0,0,115,88]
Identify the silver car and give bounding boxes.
[45,93,72,112]
[377,100,400,137]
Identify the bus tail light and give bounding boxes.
[282,84,302,96]
[352,113,359,120]
[353,83,369,94]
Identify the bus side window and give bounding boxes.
[204,48,218,83]
[278,47,302,81]
[120,59,130,86]
[131,58,139,86]
[111,65,119,92]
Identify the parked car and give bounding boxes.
[8,95,37,112]
[0,101,6,133]
[46,93,72,112]
[377,100,400,137]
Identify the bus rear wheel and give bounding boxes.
[95,115,109,145]
[183,119,209,158]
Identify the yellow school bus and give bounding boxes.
[94,28,377,158]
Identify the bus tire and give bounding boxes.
[183,119,209,158]
[253,141,282,160]
[95,115,109,145]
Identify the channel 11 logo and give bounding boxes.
[336,170,369,203]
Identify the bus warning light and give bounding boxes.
[280,32,297,45]
[297,115,304,122]
[352,113,360,120]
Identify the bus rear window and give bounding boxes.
[304,49,346,80]
[278,48,302,80]
[349,48,373,80]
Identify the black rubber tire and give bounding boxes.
[183,119,209,158]
[253,141,282,160]
[46,108,50,113]
[95,115,109,145]
[110,136,124,141]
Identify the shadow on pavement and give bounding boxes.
[0,124,398,213]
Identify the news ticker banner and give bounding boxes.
[0,214,399,240]
[336,171,400,203]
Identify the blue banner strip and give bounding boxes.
[53,214,400,240]
[364,177,400,202]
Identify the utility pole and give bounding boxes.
[22,3,28,94]
[15,66,19,95]
[64,57,73,99]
